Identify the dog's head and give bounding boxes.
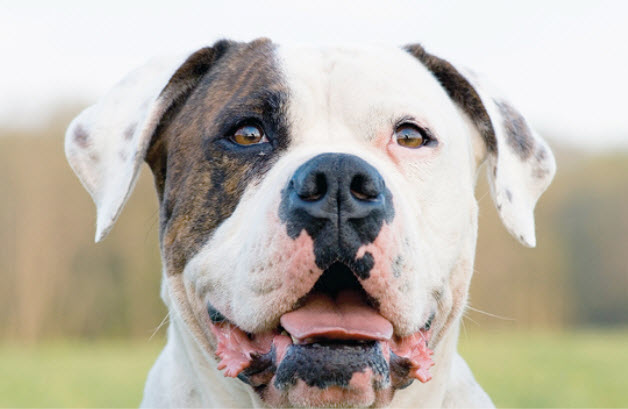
[66,39,555,407]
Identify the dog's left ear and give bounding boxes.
[405,44,556,247]
[65,46,226,242]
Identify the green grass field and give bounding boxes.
[1,330,627,407]
[459,329,628,407]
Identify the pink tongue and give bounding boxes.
[280,290,393,341]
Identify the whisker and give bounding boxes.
[467,305,514,321]
[476,189,490,205]
[149,312,170,341]
[145,209,160,242]
[462,312,480,327]
[460,317,469,339]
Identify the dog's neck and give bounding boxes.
[152,314,461,408]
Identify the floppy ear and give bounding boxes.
[65,45,227,242]
[405,44,556,248]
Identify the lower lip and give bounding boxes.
[210,319,434,386]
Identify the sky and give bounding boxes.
[1,0,627,150]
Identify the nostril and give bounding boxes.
[350,174,381,201]
[297,172,328,202]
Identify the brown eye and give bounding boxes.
[394,124,429,148]
[231,124,266,145]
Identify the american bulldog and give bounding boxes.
[65,38,555,408]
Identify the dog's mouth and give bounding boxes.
[207,262,434,407]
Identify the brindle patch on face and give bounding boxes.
[404,44,497,154]
[145,38,291,275]
[494,99,535,160]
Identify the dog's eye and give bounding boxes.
[394,124,430,148]
[230,124,267,145]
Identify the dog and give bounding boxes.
[65,38,555,408]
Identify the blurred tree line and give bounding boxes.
[1,111,627,341]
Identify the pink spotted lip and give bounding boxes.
[209,289,434,383]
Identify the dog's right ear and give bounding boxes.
[405,44,556,248]
[65,43,230,242]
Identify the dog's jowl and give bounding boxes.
[66,39,555,408]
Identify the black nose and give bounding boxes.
[290,153,386,219]
[279,153,394,273]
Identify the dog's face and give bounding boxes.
[66,39,555,407]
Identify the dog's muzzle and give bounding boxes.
[279,153,395,276]
[207,267,434,406]
[207,153,434,406]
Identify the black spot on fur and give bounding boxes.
[405,44,497,154]
[505,189,513,203]
[274,342,389,390]
[392,255,403,278]
[494,99,535,160]
[533,167,550,179]
[350,252,375,280]
[278,153,394,278]
[238,345,277,388]
[532,146,552,179]
[536,147,547,161]
[73,124,90,148]
[124,124,136,141]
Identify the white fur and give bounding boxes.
[65,54,189,242]
[65,43,556,408]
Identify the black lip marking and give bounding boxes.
[278,153,394,278]
[240,341,418,392]
[238,345,276,388]
[389,351,414,390]
[274,341,390,390]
